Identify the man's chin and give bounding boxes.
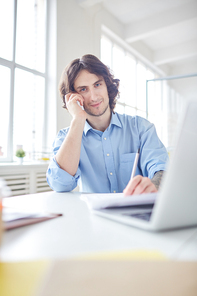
[85,105,109,117]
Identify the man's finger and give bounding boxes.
[142,183,157,194]
[123,176,158,196]
[67,93,84,105]
[132,179,158,195]
[123,175,142,196]
[132,177,150,195]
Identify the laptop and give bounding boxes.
[92,100,197,231]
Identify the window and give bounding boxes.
[101,35,194,151]
[147,77,184,149]
[0,66,11,159]
[100,35,155,117]
[0,0,48,162]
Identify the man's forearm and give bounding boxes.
[55,116,86,176]
[151,171,165,190]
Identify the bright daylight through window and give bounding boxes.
[100,35,155,118]
[100,35,183,150]
[0,0,47,162]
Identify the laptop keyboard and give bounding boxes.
[123,212,152,221]
[100,205,153,222]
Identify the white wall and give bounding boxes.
[56,0,94,131]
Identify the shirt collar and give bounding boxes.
[83,112,122,136]
[110,112,122,129]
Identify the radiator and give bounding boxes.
[1,173,30,196]
[36,171,52,193]
[0,164,52,196]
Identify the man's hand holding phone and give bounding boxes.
[55,92,87,176]
[65,93,87,119]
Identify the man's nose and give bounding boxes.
[89,88,98,101]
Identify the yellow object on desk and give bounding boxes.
[1,254,197,296]
[0,198,2,245]
[0,250,166,296]
[38,260,197,296]
[75,249,167,261]
[0,261,49,296]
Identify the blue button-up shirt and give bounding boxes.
[46,113,169,193]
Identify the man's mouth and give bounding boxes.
[90,101,102,108]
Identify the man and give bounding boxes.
[47,54,168,195]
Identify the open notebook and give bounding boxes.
[82,100,197,231]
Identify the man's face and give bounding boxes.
[74,70,110,117]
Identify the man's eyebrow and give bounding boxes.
[76,78,104,90]
[94,78,103,84]
[76,85,86,90]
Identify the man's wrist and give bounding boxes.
[151,171,165,190]
[71,113,87,125]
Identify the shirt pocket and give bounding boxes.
[119,153,137,188]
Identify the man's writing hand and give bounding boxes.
[123,175,158,196]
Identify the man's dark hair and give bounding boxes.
[59,54,120,112]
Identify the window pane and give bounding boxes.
[146,69,155,80]
[13,68,45,160]
[15,0,46,72]
[0,0,14,60]
[101,36,112,69]
[147,80,162,116]
[137,63,146,111]
[0,66,11,158]
[147,79,186,148]
[124,54,136,107]
[125,106,136,116]
[115,103,124,114]
[148,80,164,143]
[112,45,125,103]
[100,35,159,119]
[137,109,146,118]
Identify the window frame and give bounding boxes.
[0,0,49,162]
[100,33,161,118]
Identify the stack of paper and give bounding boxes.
[81,192,157,210]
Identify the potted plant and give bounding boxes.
[16,148,26,164]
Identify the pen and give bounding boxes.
[130,148,140,179]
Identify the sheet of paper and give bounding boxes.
[2,207,47,222]
[81,192,157,210]
[2,207,63,230]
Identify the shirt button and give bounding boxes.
[110,172,113,175]
[113,190,116,193]
[104,137,107,140]
[107,153,110,156]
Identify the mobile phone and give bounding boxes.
[77,101,84,110]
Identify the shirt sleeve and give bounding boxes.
[136,116,169,179]
[46,129,81,192]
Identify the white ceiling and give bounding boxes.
[103,0,193,24]
[77,0,197,75]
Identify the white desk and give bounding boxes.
[1,191,197,262]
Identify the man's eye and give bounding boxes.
[95,83,101,87]
[80,88,86,92]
